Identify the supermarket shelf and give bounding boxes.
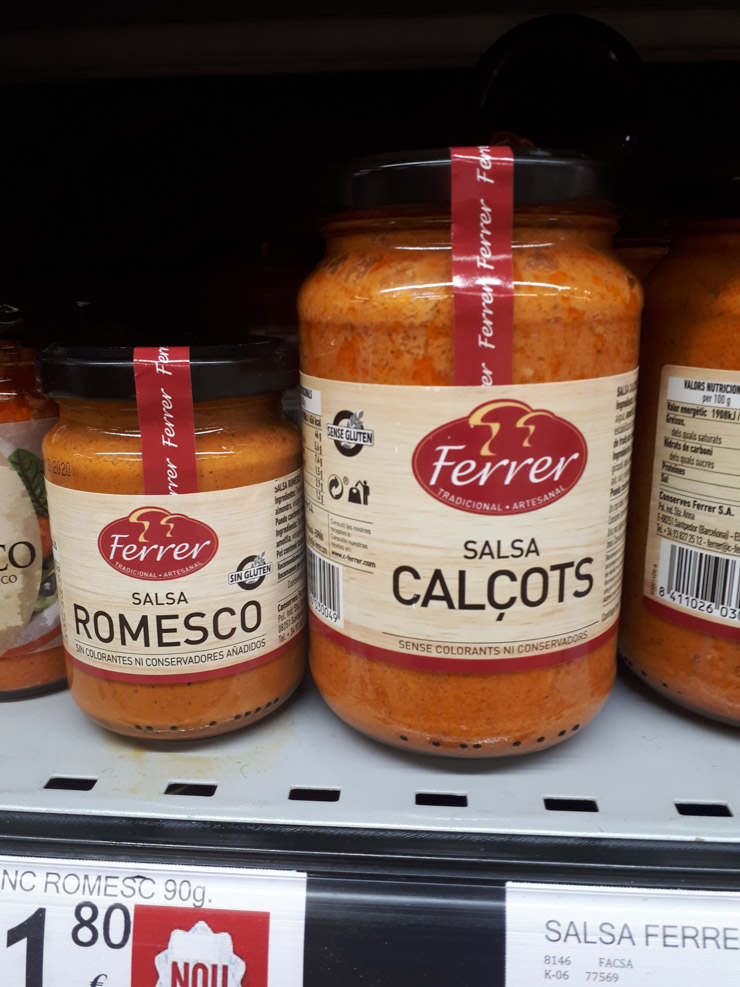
[1,671,739,849]
[1,672,740,985]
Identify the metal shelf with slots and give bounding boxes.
[0,673,739,984]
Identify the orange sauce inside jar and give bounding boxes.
[0,341,65,699]
[40,343,306,740]
[300,201,642,755]
[620,219,740,724]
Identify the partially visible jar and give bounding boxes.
[0,306,65,699]
[38,340,306,739]
[616,237,670,282]
[299,148,642,756]
[620,216,740,724]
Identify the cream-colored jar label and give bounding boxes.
[643,366,740,641]
[0,418,60,660]
[46,472,305,680]
[301,372,637,671]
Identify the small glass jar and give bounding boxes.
[38,341,306,739]
[299,149,642,756]
[0,326,65,699]
[620,218,740,724]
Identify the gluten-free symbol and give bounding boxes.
[229,552,273,591]
[327,410,374,457]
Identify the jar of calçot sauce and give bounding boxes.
[38,341,306,739]
[0,305,65,699]
[620,212,740,724]
[299,148,642,756]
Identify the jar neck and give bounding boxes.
[672,217,740,248]
[56,392,283,432]
[322,207,618,250]
[0,342,35,383]
[0,341,57,417]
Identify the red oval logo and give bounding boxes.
[97,507,219,580]
[412,399,587,515]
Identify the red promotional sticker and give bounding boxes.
[131,905,269,987]
[450,146,514,387]
[134,346,199,495]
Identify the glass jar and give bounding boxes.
[38,341,306,739]
[299,148,642,756]
[0,331,65,699]
[616,238,670,282]
[620,218,740,724]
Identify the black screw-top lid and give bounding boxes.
[469,14,643,165]
[37,338,297,402]
[0,295,77,345]
[324,147,615,215]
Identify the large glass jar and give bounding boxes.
[620,218,740,724]
[299,148,642,757]
[0,329,65,699]
[38,341,306,739]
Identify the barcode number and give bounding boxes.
[307,547,343,626]
[659,542,740,617]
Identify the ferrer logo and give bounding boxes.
[412,399,587,515]
[97,507,218,580]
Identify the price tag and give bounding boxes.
[506,882,740,985]
[0,854,306,987]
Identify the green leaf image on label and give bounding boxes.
[8,448,48,518]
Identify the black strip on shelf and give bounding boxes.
[416,792,468,808]
[44,777,97,791]
[544,798,599,813]
[164,783,217,797]
[289,788,341,803]
[675,802,733,817]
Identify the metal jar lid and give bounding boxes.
[37,338,297,402]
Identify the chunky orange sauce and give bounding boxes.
[300,209,642,755]
[620,219,740,724]
[43,394,305,738]
[0,342,65,698]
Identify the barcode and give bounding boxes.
[662,542,740,609]
[307,547,343,626]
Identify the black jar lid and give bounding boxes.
[0,295,77,346]
[37,338,297,402]
[324,147,615,215]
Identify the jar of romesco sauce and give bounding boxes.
[38,341,306,739]
[0,306,65,699]
[620,216,740,724]
[299,148,642,756]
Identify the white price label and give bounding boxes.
[506,882,740,985]
[0,854,306,987]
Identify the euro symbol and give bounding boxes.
[90,976,108,987]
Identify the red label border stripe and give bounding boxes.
[309,613,618,673]
[644,596,740,642]
[65,630,304,683]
